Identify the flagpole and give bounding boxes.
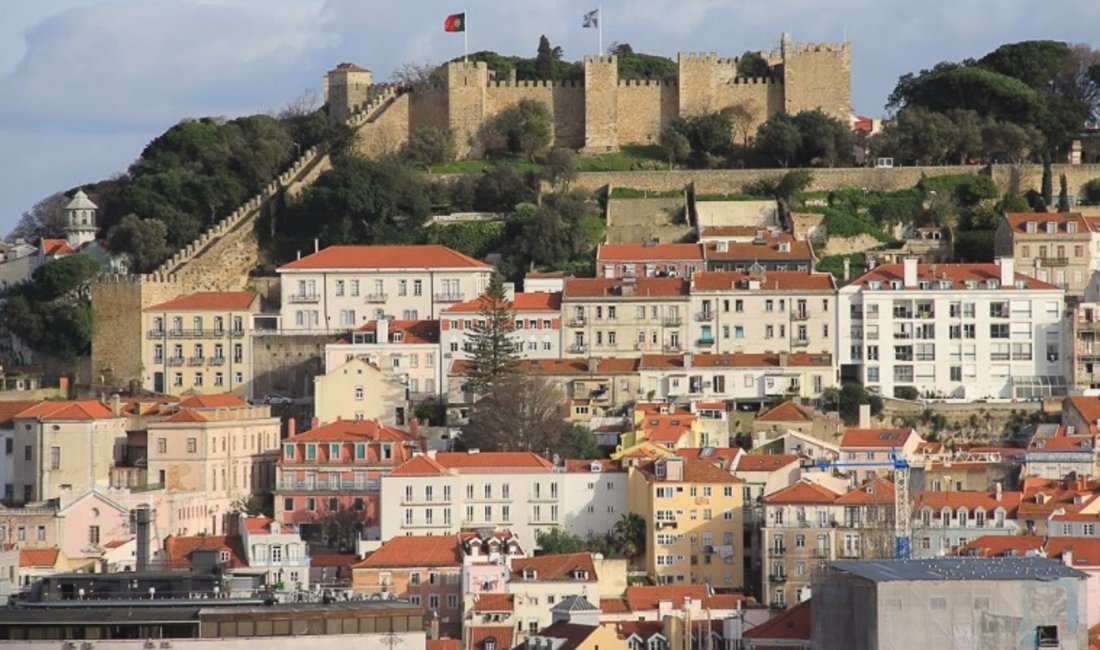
[464,9,469,62]
[598,4,603,54]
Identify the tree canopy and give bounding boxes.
[493,99,554,159]
[1,255,100,361]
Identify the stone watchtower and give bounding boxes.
[325,63,374,122]
[444,61,490,158]
[64,189,98,249]
[779,33,851,122]
[583,55,618,153]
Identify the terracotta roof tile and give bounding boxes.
[353,534,462,568]
[443,291,561,314]
[388,451,553,477]
[472,593,514,611]
[689,353,833,369]
[243,516,274,534]
[309,553,358,568]
[636,457,741,484]
[849,263,1057,291]
[693,270,835,292]
[0,401,44,428]
[600,597,630,614]
[835,478,895,505]
[353,319,439,344]
[703,233,812,261]
[1066,396,1100,434]
[756,400,814,422]
[511,553,596,582]
[163,408,208,423]
[916,491,1023,516]
[597,243,704,262]
[529,622,597,648]
[20,548,60,567]
[292,419,418,443]
[735,454,800,472]
[178,393,247,408]
[1046,538,1100,566]
[563,277,689,299]
[624,585,744,611]
[764,480,841,505]
[957,535,1045,558]
[563,458,624,473]
[1004,212,1088,234]
[279,245,489,271]
[742,598,811,641]
[427,640,462,650]
[15,401,116,421]
[639,414,697,444]
[145,291,258,312]
[1027,426,1097,452]
[675,447,743,471]
[163,535,247,568]
[840,427,917,448]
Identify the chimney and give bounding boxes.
[311,416,320,431]
[410,417,420,438]
[109,393,121,417]
[59,376,70,397]
[1062,547,1074,568]
[994,481,1002,501]
[858,404,871,429]
[287,417,297,439]
[430,612,440,640]
[503,282,516,302]
[902,257,918,288]
[998,257,1014,286]
[314,238,319,253]
[778,351,790,367]
[132,505,153,572]
[377,318,390,343]
[843,257,851,282]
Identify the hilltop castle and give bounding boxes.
[325,34,851,158]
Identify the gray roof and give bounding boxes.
[829,557,1087,582]
[65,189,97,211]
[552,595,598,612]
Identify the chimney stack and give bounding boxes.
[998,257,1014,286]
[858,404,871,429]
[132,504,153,572]
[902,257,918,288]
[377,318,390,343]
[287,417,296,439]
[843,257,851,282]
[503,282,516,303]
[410,417,420,438]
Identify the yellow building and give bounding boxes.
[628,455,743,590]
[142,291,259,397]
[313,357,410,426]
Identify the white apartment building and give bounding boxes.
[638,352,837,405]
[689,271,836,356]
[559,459,629,539]
[838,258,1066,400]
[561,277,691,357]
[440,290,562,363]
[379,451,565,551]
[324,319,442,400]
[277,244,493,331]
[240,515,310,592]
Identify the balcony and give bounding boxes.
[792,311,809,321]
[770,573,787,583]
[568,317,586,327]
[814,548,830,558]
[771,546,786,557]
[792,338,809,347]
[167,357,185,366]
[434,292,465,303]
[365,293,387,303]
[188,356,205,366]
[568,344,588,354]
[696,337,715,347]
[147,329,165,339]
[208,356,226,366]
[167,329,185,338]
[694,311,715,322]
[1036,256,1069,267]
[664,343,681,352]
[663,317,682,327]
[288,294,321,304]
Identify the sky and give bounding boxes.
[2,0,1100,237]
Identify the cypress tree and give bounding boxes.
[1058,173,1071,212]
[535,35,557,80]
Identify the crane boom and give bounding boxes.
[815,449,911,560]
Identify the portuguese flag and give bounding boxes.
[444,12,465,32]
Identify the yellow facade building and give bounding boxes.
[628,455,743,590]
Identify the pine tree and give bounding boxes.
[535,35,557,80]
[465,273,520,393]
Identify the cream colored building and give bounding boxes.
[440,289,563,363]
[638,352,837,404]
[509,553,601,639]
[561,277,691,356]
[324,319,442,401]
[689,270,836,356]
[276,244,493,330]
[145,394,280,534]
[11,401,128,504]
[142,291,259,397]
[994,212,1092,296]
[628,455,744,590]
[314,357,410,426]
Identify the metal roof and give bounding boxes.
[828,557,1087,582]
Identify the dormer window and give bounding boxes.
[1026,221,1037,233]
[523,568,537,580]
[572,569,589,580]
[393,331,404,342]
[1046,221,1057,234]
[483,638,496,650]
[329,443,341,458]
[1068,222,1078,234]
[219,549,231,563]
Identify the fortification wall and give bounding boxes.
[615,81,677,145]
[781,39,851,121]
[445,62,490,157]
[584,55,619,153]
[352,92,411,158]
[715,78,783,133]
[90,274,181,389]
[486,81,586,150]
[989,163,1100,198]
[251,334,328,399]
[409,87,449,132]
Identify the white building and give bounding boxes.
[276,244,492,331]
[559,459,629,540]
[440,289,562,363]
[240,514,310,592]
[324,319,442,400]
[838,258,1066,400]
[638,352,836,405]
[379,451,564,551]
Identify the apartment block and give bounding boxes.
[441,290,562,362]
[324,318,442,400]
[1070,300,1100,390]
[702,232,814,272]
[838,258,1066,399]
[561,277,691,357]
[313,357,409,426]
[689,270,836,356]
[596,243,704,279]
[629,455,744,590]
[142,291,258,397]
[277,244,492,330]
[638,352,837,404]
[994,211,1092,295]
[912,489,1021,558]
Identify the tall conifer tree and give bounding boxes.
[465,273,520,393]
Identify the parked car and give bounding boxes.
[264,394,293,405]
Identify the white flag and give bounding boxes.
[582,9,599,28]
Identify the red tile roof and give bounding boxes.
[353,319,439,344]
[756,400,814,422]
[693,270,835,292]
[840,427,917,449]
[20,548,60,567]
[691,353,833,369]
[563,277,690,299]
[848,263,1057,290]
[163,535,247,568]
[635,457,741,484]
[309,553,358,568]
[743,598,811,641]
[1066,396,1100,434]
[451,358,640,377]
[623,585,744,611]
[597,243,704,262]
[292,418,418,443]
[472,593,514,611]
[1018,478,1100,520]
[443,291,562,313]
[468,627,514,650]
[835,478,895,505]
[0,400,44,428]
[163,408,208,423]
[735,454,800,472]
[427,640,462,650]
[1046,538,1100,567]
[145,291,258,312]
[1027,426,1097,452]
[15,400,116,420]
[563,458,624,473]
[243,516,274,534]
[178,393,247,408]
[957,535,1044,558]
[353,534,462,568]
[764,480,840,505]
[41,238,75,256]
[915,490,1023,515]
[600,597,631,614]
[699,225,761,238]
[639,414,697,444]
[675,447,743,471]
[703,233,812,261]
[511,553,596,582]
[279,245,489,271]
[1004,212,1087,234]
[388,451,554,477]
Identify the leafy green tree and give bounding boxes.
[610,43,677,80]
[612,513,647,562]
[822,382,884,425]
[1,255,99,361]
[473,163,538,212]
[1041,155,1054,206]
[542,147,578,189]
[536,528,587,554]
[1082,179,1100,205]
[32,254,101,300]
[754,113,801,167]
[981,121,1043,163]
[494,99,553,159]
[465,274,520,393]
[999,192,1031,212]
[562,424,602,460]
[402,127,456,169]
[7,191,69,242]
[658,126,691,168]
[791,109,853,167]
[463,375,569,455]
[736,51,771,78]
[107,214,172,273]
[514,203,569,267]
[669,111,734,159]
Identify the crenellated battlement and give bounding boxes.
[617,79,676,87]
[490,79,584,88]
[584,55,617,65]
[789,41,849,54]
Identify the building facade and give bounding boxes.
[995,212,1092,295]
[561,277,691,357]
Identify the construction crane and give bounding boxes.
[814,449,912,560]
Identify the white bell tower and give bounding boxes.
[63,189,98,249]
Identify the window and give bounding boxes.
[187,438,197,453]
[413,280,422,296]
[88,525,100,545]
[157,438,167,453]
[398,280,407,296]
[50,446,60,470]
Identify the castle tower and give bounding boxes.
[677,52,719,116]
[583,55,618,153]
[325,63,374,123]
[63,189,98,249]
[444,61,489,158]
[780,33,851,121]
